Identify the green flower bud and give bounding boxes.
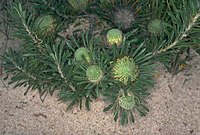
[113,56,138,84]
[74,47,91,63]
[106,29,123,46]
[34,15,56,37]
[147,19,163,35]
[86,65,103,83]
[119,95,135,110]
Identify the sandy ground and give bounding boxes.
[0,7,200,135]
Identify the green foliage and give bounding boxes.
[146,0,200,73]
[2,0,200,125]
[7,2,41,44]
[95,0,149,32]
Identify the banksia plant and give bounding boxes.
[2,0,200,126]
[102,40,155,125]
[58,33,114,110]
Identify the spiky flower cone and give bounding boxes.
[86,65,103,83]
[114,9,135,31]
[119,95,135,110]
[113,56,138,84]
[34,15,56,37]
[106,29,123,46]
[74,47,91,63]
[147,19,163,35]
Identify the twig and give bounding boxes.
[57,62,76,91]
[6,55,37,80]
[13,60,37,80]
[12,4,43,50]
[22,22,42,44]
[154,12,200,55]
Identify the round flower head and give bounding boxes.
[147,19,163,35]
[74,47,91,63]
[86,65,103,83]
[106,29,123,46]
[119,95,135,110]
[113,56,138,84]
[35,15,56,37]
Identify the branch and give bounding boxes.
[155,12,200,55]
[22,22,42,44]
[56,62,76,91]
[8,57,37,80]
[10,2,43,49]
